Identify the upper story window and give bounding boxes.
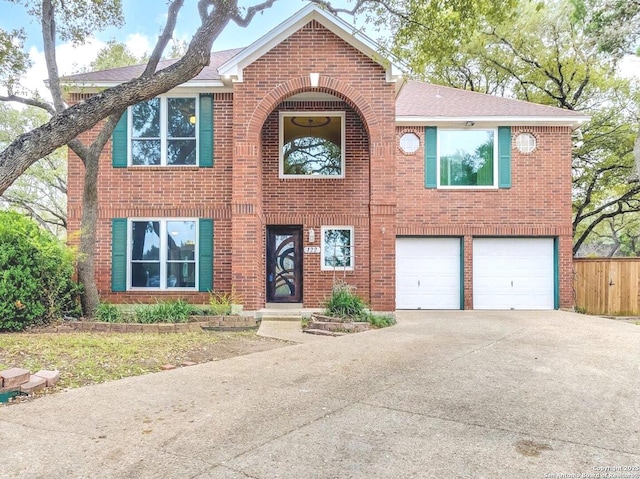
[438,129,496,187]
[279,111,345,178]
[130,96,198,166]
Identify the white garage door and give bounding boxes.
[396,237,461,309]
[473,238,555,310]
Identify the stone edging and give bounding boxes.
[46,316,259,334]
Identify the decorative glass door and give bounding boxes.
[266,226,302,302]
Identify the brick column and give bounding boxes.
[231,140,265,310]
[369,142,397,312]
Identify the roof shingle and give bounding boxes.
[61,48,244,83]
[396,80,585,118]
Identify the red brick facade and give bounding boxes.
[395,125,574,309]
[66,17,575,311]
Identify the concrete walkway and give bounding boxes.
[1,310,639,478]
[257,319,328,343]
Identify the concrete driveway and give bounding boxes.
[1,310,639,478]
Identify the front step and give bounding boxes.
[307,320,370,333]
[256,307,321,321]
[303,328,347,337]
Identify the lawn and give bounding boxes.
[0,331,285,394]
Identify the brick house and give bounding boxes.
[64,5,588,312]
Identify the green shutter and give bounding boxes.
[198,219,214,292]
[424,126,437,188]
[199,94,213,167]
[111,218,127,292]
[498,126,512,188]
[112,112,128,168]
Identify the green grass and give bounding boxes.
[0,330,264,390]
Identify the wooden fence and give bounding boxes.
[574,258,640,315]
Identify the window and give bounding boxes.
[438,129,496,187]
[130,96,198,166]
[129,219,197,289]
[321,226,354,271]
[279,111,345,178]
[515,132,537,154]
[399,132,420,154]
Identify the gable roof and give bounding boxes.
[218,3,403,83]
[60,48,243,87]
[397,81,589,127]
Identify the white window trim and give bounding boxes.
[321,225,354,271]
[436,128,499,189]
[128,94,200,167]
[127,218,199,291]
[279,111,346,179]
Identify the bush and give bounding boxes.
[208,286,242,315]
[95,303,124,323]
[367,313,396,328]
[324,281,367,319]
[324,281,396,329]
[133,300,196,324]
[0,211,80,331]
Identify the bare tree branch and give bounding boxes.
[142,0,185,78]
[0,94,56,115]
[230,0,277,27]
[41,0,66,113]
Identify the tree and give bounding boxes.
[0,0,281,316]
[88,41,145,72]
[0,0,281,195]
[0,104,66,236]
[377,0,640,256]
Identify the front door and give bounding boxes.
[266,226,302,303]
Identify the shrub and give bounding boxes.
[208,286,243,315]
[133,299,196,324]
[95,303,124,323]
[0,211,80,331]
[324,281,396,329]
[366,313,396,328]
[324,281,367,319]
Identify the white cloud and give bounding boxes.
[9,34,154,106]
[125,33,152,60]
[21,39,107,101]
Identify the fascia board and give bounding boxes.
[60,80,231,92]
[396,115,591,128]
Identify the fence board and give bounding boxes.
[574,258,640,315]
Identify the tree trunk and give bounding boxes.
[77,152,100,317]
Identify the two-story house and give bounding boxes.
[63,5,588,312]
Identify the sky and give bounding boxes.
[0,0,637,100]
[0,0,359,97]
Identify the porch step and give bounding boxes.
[256,307,322,321]
[265,303,303,310]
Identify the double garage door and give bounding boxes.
[396,237,555,310]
